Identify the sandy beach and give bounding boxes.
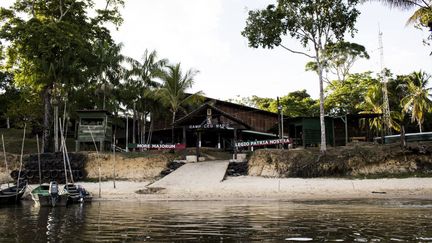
[19,176,431,202]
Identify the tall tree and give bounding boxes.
[242,0,360,153]
[400,71,432,132]
[159,63,203,144]
[125,49,168,145]
[0,0,124,151]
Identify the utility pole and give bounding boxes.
[379,28,392,137]
[277,97,282,149]
[125,114,129,152]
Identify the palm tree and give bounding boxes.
[369,0,431,32]
[401,71,432,133]
[94,41,124,110]
[159,63,203,144]
[125,50,168,144]
[357,83,401,135]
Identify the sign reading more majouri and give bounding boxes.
[235,138,291,148]
[128,144,186,150]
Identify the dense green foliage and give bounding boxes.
[0,0,125,151]
[306,42,370,83]
[230,70,432,134]
[0,0,203,150]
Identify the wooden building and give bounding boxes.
[75,110,113,151]
[284,114,382,147]
[149,98,280,149]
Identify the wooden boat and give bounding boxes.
[64,183,92,203]
[0,180,27,204]
[31,182,69,207]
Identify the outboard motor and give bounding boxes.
[49,181,59,197]
[49,181,59,206]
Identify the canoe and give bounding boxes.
[31,183,69,207]
[0,181,27,204]
[64,183,92,204]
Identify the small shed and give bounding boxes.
[285,114,382,147]
[286,117,335,147]
[75,110,113,151]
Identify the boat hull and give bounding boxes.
[64,184,93,204]
[0,183,27,205]
[33,194,69,207]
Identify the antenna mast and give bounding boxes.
[379,28,391,135]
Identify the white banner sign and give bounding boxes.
[235,138,291,148]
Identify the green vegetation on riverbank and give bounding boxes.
[0,128,75,154]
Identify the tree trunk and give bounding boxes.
[147,114,153,144]
[143,112,147,146]
[400,124,406,148]
[317,58,327,153]
[137,112,141,144]
[132,102,136,151]
[171,111,176,144]
[42,85,52,153]
[419,121,423,133]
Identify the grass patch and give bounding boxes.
[0,128,75,154]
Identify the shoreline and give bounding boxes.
[18,176,432,202]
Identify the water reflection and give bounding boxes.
[0,200,431,242]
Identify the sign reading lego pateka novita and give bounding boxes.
[128,143,186,150]
[235,138,291,148]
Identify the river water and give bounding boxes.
[0,199,431,242]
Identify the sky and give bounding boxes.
[2,0,432,100]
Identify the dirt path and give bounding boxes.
[148,160,229,190]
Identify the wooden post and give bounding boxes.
[281,110,284,149]
[36,135,42,186]
[198,131,202,148]
[332,118,336,147]
[302,121,306,148]
[59,120,69,186]
[99,140,103,152]
[182,126,187,144]
[1,134,10,187]
[125,115,129,152]
[234,128,237,160]
[16,124,26,196]
[88,126,102,198]
[113,133,116,189]
[195,131,200,162]
[132,102,136,151]
[344,115,348,145]
[381,116,385,144]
